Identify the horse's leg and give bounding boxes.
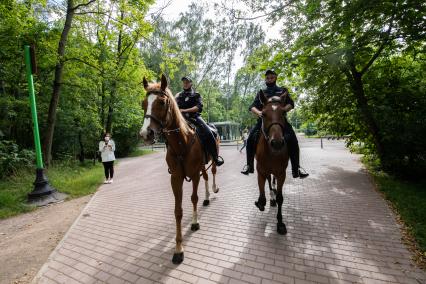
[255,172,267,211]
[276,175,287,235]
[211,162,219,193]
[269,175,277,207]
[171,175,185,264]
[191,174,201,231]
[201,167,210,206]
[212,139,219,193]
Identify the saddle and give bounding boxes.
[187,120,218,164]
[207,123,218,139]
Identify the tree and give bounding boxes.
[239,0,426,175]
[43,0,96,166]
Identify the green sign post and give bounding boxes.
[24,45,56,200]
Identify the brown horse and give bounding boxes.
[254,90,290,235]
[139,75,220,264]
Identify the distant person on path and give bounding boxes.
[239,128,249,153]
[99,133,116,184]
[240,70,309,178]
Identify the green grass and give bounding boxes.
[0,160,104,219]
[362,156,426,256]
[127,148,154,157]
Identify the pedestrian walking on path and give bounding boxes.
[99,133,115,184]
[239,128,249,153]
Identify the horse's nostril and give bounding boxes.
[271,139,284,149]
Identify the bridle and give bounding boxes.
[260,99,286,141]
[143,90,180,136]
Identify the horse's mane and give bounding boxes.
[147,83,191,135]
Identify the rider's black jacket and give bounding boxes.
[249,84,295,112]
[175,88,203,119]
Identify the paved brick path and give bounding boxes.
[34,137,425,284]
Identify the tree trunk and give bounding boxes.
[78,130,85,162]
[105,9,124,134]
[348,70,386,160]
[105,104,113,133]
[43,0,75,166]
[100,80,106,130]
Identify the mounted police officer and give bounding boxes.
[241,70,308,178]
[176,76,224,166]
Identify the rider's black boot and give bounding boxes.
[285,124,309,179]
[194,117,224,167]
[241,164,254,175]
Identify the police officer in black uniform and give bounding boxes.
[176,76,224,166]
[241,70,308,178]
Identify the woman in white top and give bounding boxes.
[99,133,116,184]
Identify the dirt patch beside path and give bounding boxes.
[0,196,91,284]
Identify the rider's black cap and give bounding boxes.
[265,69,277,76]
[181,76,192,82]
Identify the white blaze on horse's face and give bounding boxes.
[140,94,157,139]
[272,105,278,111]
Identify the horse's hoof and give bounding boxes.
[191,223,200,231]
[203,200,210,206]
[277,223,287,235]
[172,252,184,264]
[255,197,266,211]
[270,200,277,207]
[213,187,219,193]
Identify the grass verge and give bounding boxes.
[0,161,104,219]
[362,156,426,268]
[127,148,154,157]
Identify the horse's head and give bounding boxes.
[259,89,288,153]
[139,74,172,144]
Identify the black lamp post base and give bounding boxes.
[28,168,55,198]
[27,168,66,206]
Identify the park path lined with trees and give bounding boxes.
[0,0,425,281]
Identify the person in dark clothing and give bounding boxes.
[241,70,309,178]
[176,76,224,166]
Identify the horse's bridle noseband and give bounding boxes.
[261,120,285,141]
[260,99,286,141]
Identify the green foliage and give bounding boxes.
[0,140,35,178]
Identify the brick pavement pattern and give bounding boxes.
[33,137,426,284]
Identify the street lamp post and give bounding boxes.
[24,45,59,203]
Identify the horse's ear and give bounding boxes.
[143,77,149,90]
[259,89,267,105]
[160,74,168,91]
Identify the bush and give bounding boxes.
[0,140,35,178]
[112,125,141,157]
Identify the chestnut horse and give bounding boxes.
[139,75,220,264]
[254,90,290,235]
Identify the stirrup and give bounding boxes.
[215,155,224,166]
